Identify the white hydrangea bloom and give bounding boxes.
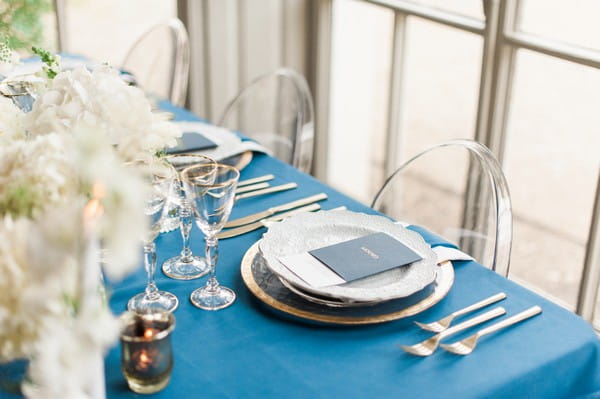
[0,213,78,361]
[69,122,148,279]
[25,66,181,160]
[22,306,119,399]
[0,95,26,142]
[0,133,79,218]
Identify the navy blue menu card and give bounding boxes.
[166,131,218,154]
[309,232,423,282]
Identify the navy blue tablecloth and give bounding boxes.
[100,106,600,399]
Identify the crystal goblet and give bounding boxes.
[181,163,239,310]
[162,154,216,280]
[128,160,179,313]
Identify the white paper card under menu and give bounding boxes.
[278,253,345,288]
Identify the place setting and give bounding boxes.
[234,209,454,324]
[169,121,272,171]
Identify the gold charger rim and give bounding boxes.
[241,241,454,325]
[222,150,253,171]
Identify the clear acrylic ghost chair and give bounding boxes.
[371,139,512,277]
[217,68,315,173]
[122,18,190,107]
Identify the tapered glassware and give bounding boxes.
[181,163,239,310]
[128,160,179,313]
[162,154,216,280]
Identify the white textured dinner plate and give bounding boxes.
[259,210,437,303]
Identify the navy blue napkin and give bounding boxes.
[166,132,218,154]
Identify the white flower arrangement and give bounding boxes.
[25,65,181,161]
[0,52,180,398]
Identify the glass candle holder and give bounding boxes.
[120,311,175,394]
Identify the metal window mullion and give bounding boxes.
[474,0,518,158]
[462,0,518,273]
[576,172,600,325]
[383,11,408,180]
[503,31,600,70]
[362,0,484,35]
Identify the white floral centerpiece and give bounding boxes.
[0,48,181,398]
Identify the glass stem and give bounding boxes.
[205,236,219,293]
[179,203,193,261]
[144,242,159,300]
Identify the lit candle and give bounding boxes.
[120,312,175,394]
[80,183,105,309]
[80,183,107,399]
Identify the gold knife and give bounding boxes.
[237,174,275,187]
[234,182,298,201]
[217,203,321,239]
[235,182,270,194]
[225,192,328,228]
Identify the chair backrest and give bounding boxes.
[217,68,315,173]
[371,139,512,276]
[122,18,190,107]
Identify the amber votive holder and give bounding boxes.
[120,311,175,394]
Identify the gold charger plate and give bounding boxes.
[241,241,454,325]
[220,151,253,171]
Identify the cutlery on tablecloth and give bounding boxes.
[235,182,297,201]
[440,306,542,355]
[235,182,270,194]
[217,203,321,239]
[238,174,275,187]
[401,307,506,356]
[415,292,507,332]
[225,193,328,228]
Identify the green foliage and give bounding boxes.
[31,45,59,77]
[0,185,38,218]
[0,0,52,52]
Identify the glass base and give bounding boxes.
[190,286,235,311]
[162,255,208,280]
[125,374,171,394]
[128,291,179,313]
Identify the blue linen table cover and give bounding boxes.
[4,99,596,398]
[98,103,600,399]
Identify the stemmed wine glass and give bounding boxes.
[162,154,217,280]
[181,163,240,310]
[127,159,179,313]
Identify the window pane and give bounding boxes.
[396,18,482,222]
[504,50,600,307]
[328,0,394,204]
[518,0,600,51]
[63,0,176,66]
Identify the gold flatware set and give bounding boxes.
[402,292,542,356]
[211,175,331,238]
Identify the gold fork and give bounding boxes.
[415,292,507,332]
[401,307,506,356]
[440,306,542,355]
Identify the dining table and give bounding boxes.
[97,102,600,399]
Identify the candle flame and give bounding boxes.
[83,182,105,229]
[144,328,156,339]
[135,349,153,371]
[140,351,151,364]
